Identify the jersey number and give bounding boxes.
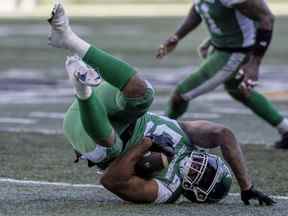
[144,121,182,147]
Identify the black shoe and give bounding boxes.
[275,133,288,149]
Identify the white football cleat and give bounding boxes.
[48,3,73,48]
[65,55,102,86]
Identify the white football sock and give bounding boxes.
[277,118,288,135]
[49,3,90,58]
[66,32,90,58]
[72,79,92,100]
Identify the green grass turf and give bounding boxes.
[0,16,288,216]
[0,131,287,195]
[0,131,288,216]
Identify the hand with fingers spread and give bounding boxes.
[156,35,179,59]
[241,186,276,206]
[238,55,261,96]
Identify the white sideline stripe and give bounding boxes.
[0,178,104,189]
[0,178,288,200]
[0,117,37,125]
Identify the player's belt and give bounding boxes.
[120,121,136,150]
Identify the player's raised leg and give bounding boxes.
[48,3,149,99]
[166,51,246,119]
[65,55,116,148]
[49,3,154,148]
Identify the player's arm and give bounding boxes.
[232,0,274,93]
[181,121,252,191]
[233,0,274,58]
[181,120,275,205]
[174,4,203,41]
[156,5,202,59]
[100,137,158,203]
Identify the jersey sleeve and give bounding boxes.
[219,0,247,8]
[154,179,173,203]
[153,174,182,204]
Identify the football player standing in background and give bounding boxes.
[157,0,288,149]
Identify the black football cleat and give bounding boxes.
[275,133,288,149]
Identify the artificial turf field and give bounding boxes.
[0,15,288,215]
[1,132,288,216]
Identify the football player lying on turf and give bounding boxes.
[48,3,275,205]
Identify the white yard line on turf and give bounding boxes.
[0,177,288,200]
[0,117,37,124]
[0,178,104,189]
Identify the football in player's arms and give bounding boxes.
[135,151,172,178]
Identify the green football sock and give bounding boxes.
[229,89,283,126]
[77,90,113,142]
[83,46,136,90]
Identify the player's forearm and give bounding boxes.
[100,137,157,203]
[174,5,202,40]
[102,138,152,182]
[220,129,252,191]
[119,137,153,171]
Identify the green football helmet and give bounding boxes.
[180,151,232,203]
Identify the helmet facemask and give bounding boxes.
[181,151,222,202]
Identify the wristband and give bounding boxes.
[253,29,273,57]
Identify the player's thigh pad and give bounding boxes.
[177,50,246,101]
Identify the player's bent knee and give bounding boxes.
[123,81,154,111]
[172,92,189,105]
[225,85,248,100]
[123,74,149,98]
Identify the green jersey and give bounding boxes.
[124,112,193,203]
[64,107,193,203]
[194,0,256,48]
[63,81,193,203]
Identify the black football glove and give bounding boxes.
[241,186,276,206]
[147,132,175,158]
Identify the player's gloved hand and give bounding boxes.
[241,185,276,206]
[156,35,179,59]
[147,133,175,158]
